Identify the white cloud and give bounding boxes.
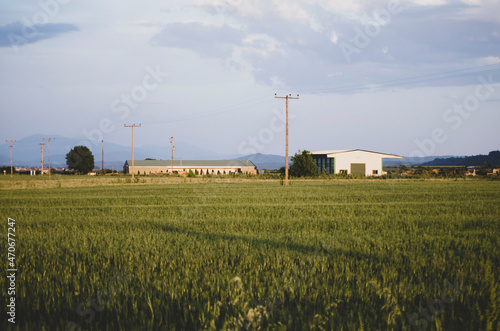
[408,0,449,6]
[149,0,500,88]
[240,33,285,58]
[477,56,500,64]
[330,31,339,44]
[271,0,310,24]
[191,0,267,19]
[460,0,500,22]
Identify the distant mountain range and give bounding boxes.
[1,134,497,170]
[0,134,235,170]
[382,156,450,167]
[233,153,289,170]
[420,150,500,167]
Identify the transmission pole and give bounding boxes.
[170,136,175,174]
[43,138,55,180]
[6,140,15,177]
[124,124,141,182]
[102,140,104,175]
[40,143,45,175]
[275,94,299,187]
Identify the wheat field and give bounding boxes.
[1,178,499,330]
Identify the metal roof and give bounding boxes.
[124,160,256,167]
[311,149,403,158]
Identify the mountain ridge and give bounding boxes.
[1,134,497,170]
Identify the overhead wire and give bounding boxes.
[139,63,500,125]
[140,94,275,125]
[301,63,500,95]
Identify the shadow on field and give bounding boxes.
[156,224,379,261]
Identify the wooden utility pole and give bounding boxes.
[275,94,299,186]
[43,138,55,180]
[101,140,104,175]
[6,140,15,177]
[170,136,175,173]
[124,124,141,182]
[40,143,45,175]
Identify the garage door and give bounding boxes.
[350,163,366,176]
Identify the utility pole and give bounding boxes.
[43,138,55,180]
[124,124,141,182]
[170,136,175,174]
[40,143,45,175]
[275,94,299,187]
[6,140,15,177]
[101,140,104,175]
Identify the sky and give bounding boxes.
[0,0,499,160]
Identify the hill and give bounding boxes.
[233,153,289,170]
[420,150,500,166]
[0,134,233,168]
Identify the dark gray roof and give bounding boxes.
[124,160,256,167]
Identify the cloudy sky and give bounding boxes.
[0,0,499,159]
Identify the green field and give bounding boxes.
[1,178,499,330]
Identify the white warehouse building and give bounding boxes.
[311,149,403,176]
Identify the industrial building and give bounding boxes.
[123,159,257,175]
[311,149,403,176]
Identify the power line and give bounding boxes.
[6,140,15,177]
[140,94,274,125]
[40,143,45,175]
[124,124,141,183]
[170,136,175,173]
[102,140,104,175]
[302,63,500,95]
[136,63,499,128]
[275,94,299,187]
[43,138,55,180]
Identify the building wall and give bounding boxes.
[124,165,257,175]
[312,155,334,174]
[333,151,384,176]
[240,166,258,174]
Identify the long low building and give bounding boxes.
[311,149,403,176]
[123,159,257,175]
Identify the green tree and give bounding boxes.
[279,166,286,177]
[66,145,95,174]
[290,150,316,177]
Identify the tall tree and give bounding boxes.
[66,145,95,174]
[290,150,316,177]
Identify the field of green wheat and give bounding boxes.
[1,178,499,330]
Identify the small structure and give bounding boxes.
[466,166,476,176]
[123,159,257,175]
[311,149,403,176]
